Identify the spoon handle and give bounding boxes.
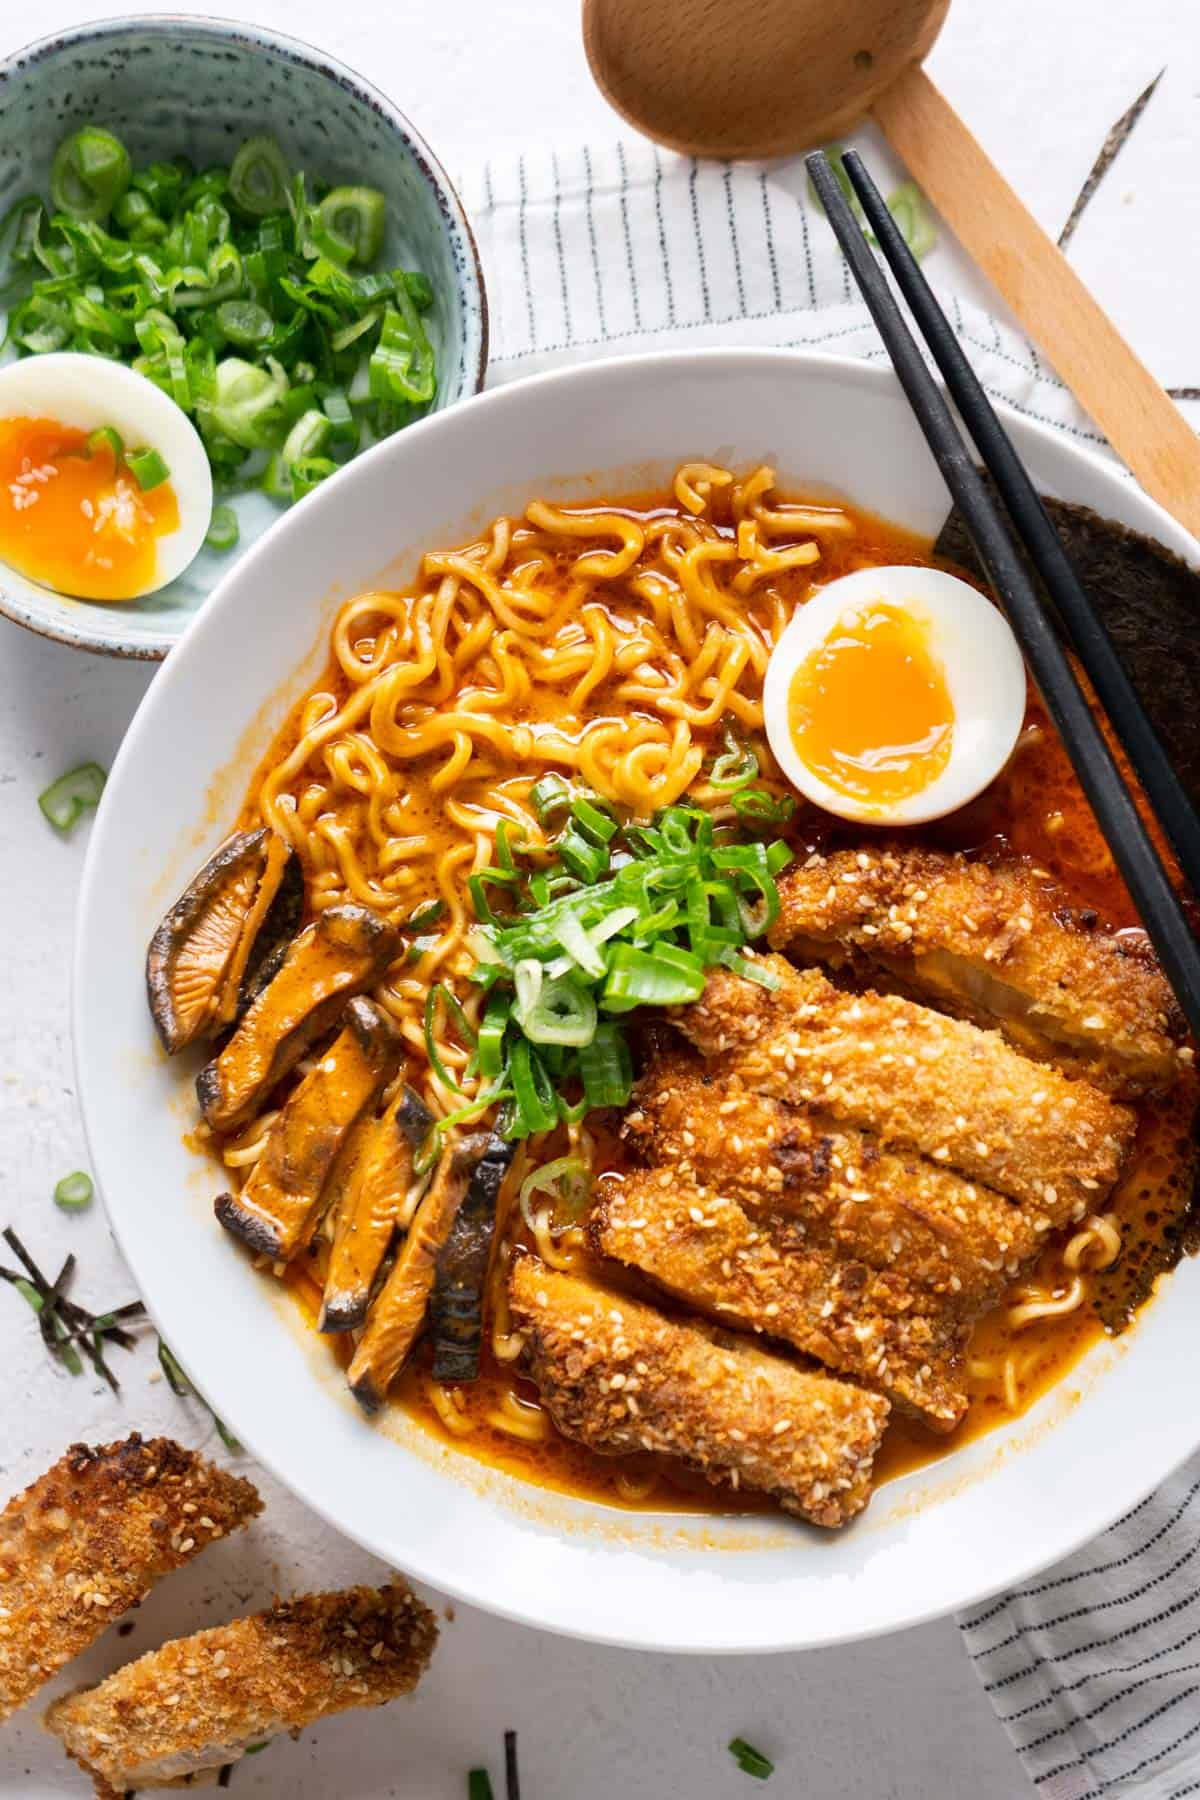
[872,67,1200,540]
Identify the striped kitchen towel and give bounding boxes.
[458,133,1200,1800]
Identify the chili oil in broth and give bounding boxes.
[235,477,1198,1516]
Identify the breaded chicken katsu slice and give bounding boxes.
[44,1581,438,1795]
[675,957,1134,1220]
[769,846,1186,1096]
[591,1170,969,1429]
[0,1435,260,1722]
[509,1258,889,1526]
[625,1051,1048,1305]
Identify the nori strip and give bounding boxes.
[934,488,1200,805]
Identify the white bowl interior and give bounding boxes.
[75,349,1200,1652]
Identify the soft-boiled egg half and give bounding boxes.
[763,565,1027,825]
[0,353,211,602]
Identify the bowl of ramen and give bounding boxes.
[74,348,1200,1651]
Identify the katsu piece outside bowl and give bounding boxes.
[75,349,1200,1653]
[0,15,487,659]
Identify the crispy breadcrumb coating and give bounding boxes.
[769,846,1186,1096]
[625,1050,1048,1304]
[591,1169,969,1429]
[509,1257,889,1527]
[676,957,1134,1218]
[44,1581,438,1792]
[0,1435,260,1722]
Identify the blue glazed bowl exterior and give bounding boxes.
[0,14,488,658]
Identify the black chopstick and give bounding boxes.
[806,151,1200,1042]
[839,147,1200,895]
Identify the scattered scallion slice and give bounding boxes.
[38,762,106,834]
[86,424,124,462]
[126,445,170,490]
[519,1156,591,1235]
[54,1172,93,1212]
[206,504,239,551]
[729,1738,774,1781]
[228,135,291,217]
[51,126,131,222]
[317,187,387,265]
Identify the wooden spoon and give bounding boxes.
[583,0,1200,540]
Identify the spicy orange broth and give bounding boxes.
[235,484,1197,1515]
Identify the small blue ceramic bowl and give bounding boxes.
[0,15,488,659]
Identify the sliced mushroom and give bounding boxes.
[347,1134,490,1415]
[430,1134,514,1384]
[196,905,399,1134]
[214,999,402,1261]
[319,1086,433,1334]
[146,828,301,1054]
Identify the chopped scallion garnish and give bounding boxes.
[6,125,437,508]
[54,1171,93,1212]
[453,783,792,1140]
[206,503,239,550]
[126,445,170,490]
[729,1738,774,1780]
[38,762,106,834]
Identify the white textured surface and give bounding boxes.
[1,0,1196,1793]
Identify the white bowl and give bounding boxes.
[74,349,1200,1653]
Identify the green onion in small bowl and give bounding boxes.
[0,17,487,661]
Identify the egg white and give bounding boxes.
[0,351,212,597]
[762,564,1027,826]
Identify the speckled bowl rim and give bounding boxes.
[0,11,489,661]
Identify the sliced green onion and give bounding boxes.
[317,187,387,265]
[207,356,288,450]
[729,1738,774,1781]
[205,504,239,551]
[290,454,338,501]
[126,446,170,490]
[887,180,937,261]
[86,425,124,462]
[602,942,706,1012]
[216,297,274,349]
[282,407,332,467]
[38,762,106,834]
[507,1039,558,1137]
[476,990,511,1081]
[404,897,446,932]
[530,773,572,824]
[51,126,131,222]
[54,1172,93,1212]
[570,793,618,844]
[423,983,475,1096]
[557,827,608,883]
[404,269,435,311]
[731,787,796,828]
[369,287,436,407]
[708,723,759,791]
[519,1156,591,1235]
[260,451,292,503]
[513,965,597,1047]
[578,1022,633,1109]
[228,135,291,217]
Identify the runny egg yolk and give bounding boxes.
[787,599,955,807]
[0,416,179,602]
